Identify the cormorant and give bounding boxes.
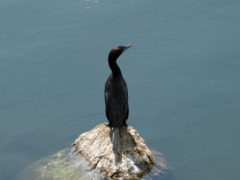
[105,45,132,154]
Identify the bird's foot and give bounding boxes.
[104,122,112,127]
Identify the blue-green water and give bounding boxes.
[1,0,240,179]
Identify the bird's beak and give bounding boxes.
[123,44,133,52]
[126,44,133,49]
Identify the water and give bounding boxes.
[0,0,240,179]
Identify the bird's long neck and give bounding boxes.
[108,58,122,76]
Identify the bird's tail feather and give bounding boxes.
[112,127,120,154]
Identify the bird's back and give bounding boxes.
[105,74,128,127]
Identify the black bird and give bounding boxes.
[105,45,132,154]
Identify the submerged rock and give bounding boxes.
[16,148,103,180]
[73,124,158,179]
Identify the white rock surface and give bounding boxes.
[73,124,156,180]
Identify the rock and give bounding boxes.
[73,124,156,180]
[16,124,171,180]
[16,148,172,180]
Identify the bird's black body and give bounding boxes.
[105,45,132,153]
[105,74,129,127]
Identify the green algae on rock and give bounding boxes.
[16,148,103,180]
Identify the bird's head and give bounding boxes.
[108,44,133,61]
